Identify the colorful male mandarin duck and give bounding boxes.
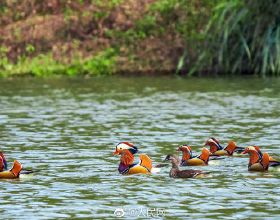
[177,145,210,166]
[114,142,153,175]
[204,137,240,156]
[242,146,270,171]
[164,155,209,178]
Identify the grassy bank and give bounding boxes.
[0,0,279,77]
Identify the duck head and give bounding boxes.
[164,154,180,167]
[177,145,193,160]
[113,142,139,155]
[242,146,262,164]
[241,146,263,158]
[242,146,260,155]
[204,137,223,153]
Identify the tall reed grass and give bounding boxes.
[189,0,280,76]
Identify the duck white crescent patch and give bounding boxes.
[208,139,219,146]
[116,143,132,151]
[247,146,256,151]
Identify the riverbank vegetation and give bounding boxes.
[0,0,279,77]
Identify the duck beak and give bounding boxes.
[113,150,119,155]
[241,150,247,154]
[163,156,170,161]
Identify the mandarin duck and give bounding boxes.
[113,142,154,175]
[164,155,209,178]
[204,137,242,156]
[177,145,210,166]
[242,146,271,171]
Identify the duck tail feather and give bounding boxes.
[209,156,225,160]
[234,147,245,153]
[269,161,280,167]
[154,163,169,168]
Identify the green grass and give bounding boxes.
[0,48,117,77]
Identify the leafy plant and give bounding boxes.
[25,44,36,54]
[67,48,117,76]
[190,0,280,76]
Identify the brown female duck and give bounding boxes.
[164,155,209,178]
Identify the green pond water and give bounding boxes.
[0,76,280,219]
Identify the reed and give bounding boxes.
[190,0,280,76]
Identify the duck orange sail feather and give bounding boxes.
[0,160,22,179]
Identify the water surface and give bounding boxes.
[0,77,280,219]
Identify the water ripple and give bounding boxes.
[0,77,280,219]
